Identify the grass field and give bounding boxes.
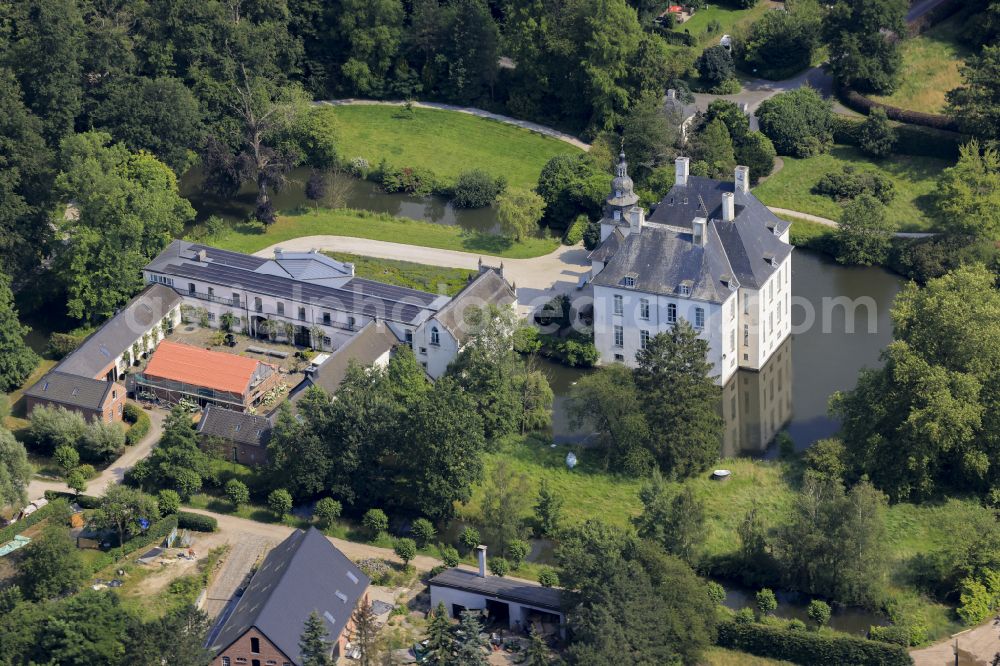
[702,647,796,666]
[203,208,560,259]
[326,105,583,190]
[681,2,771,47]
[323,252,475,296]
[870,12,970,114]
[459,435,980,642]
[753,145,949,231]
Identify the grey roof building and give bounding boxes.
[197,405,273,448]
[432,267,517,345]
[207,527,370,665]
[24,371,122,413]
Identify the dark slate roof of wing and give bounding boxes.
[289,321,399,403]
[56,284,182,378]
[207,527,370,665]
[196,405,273,447]
[429,568,564,613]
[25,371,116,411]
[712,217,793,289]
[587,227,624,263]
[591,224,737,303]
[433,270,516,344]
[145,241,441,325]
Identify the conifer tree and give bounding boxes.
[299,611,331,666]
[0,271,38,392]
[351,598,378,666]
[454,611,488,666]
[523,626,550,666]
[423,602,455,666]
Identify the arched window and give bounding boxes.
[430,326,440,346]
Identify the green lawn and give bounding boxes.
[681,2,771,47]
[703,647,796,666]
[870,12,970,114]
[326,105,582,190]
[323,252,475,296]
[459,435,982,643]
[203,207,560,258]
[753,145,949,231]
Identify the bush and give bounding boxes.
[957,570,1000,625]
[47,332,84,359]
[357,558,391,585]
[538,568,559,588]
[122,403,142,424]
[812,167,895,204]
[696,45,735,86]
[177,511,217,532]
[756,88,833,157]
[124,409,151,446]
[488,557,510,577]
[563,214,589,246]
[787,619,807,631]
[734,608,756,625]
[378,161,438,196]
[716,620,912,666]
[76,464,97,480]
[314,497,342,528]
[807,599,831,629]
[707,581,726,605]
[225,479,250,507]
[756,588,778,617]
[451,169,505,208]
[85,515,179,572]
[867,625,911,647]
[267,489,292,518]
[411,518,436,547]
[393,537,417,567]
[53,445,79,474]
[858,108,896,158]
[157,489,181,515]
[536,332,599,368]
[459,526,481,552]
[363,508,389,537]
[507,539,530,569]
[441,546,460,568]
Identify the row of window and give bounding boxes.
[149,274,174,287]
[612,326,654,350]
[612,295,704,328]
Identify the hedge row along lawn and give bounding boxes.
[322,252,475,296]
[203,208,561,259]
[753,145,950,232]
[459,435,975,643]
[325,105,583,190]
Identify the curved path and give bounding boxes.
[318,99,591,152]
[767,207,935,238]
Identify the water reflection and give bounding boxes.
[721,338,793,458]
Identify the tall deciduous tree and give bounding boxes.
[947,45,1000,142]
[94,483,161,548]
[54,132,194,322]
[496,190,545,241]
[17,527,87,600]
[481,460,532,558]
[635,322,723,479]
[0,271,38,391]
[621,93,677,180]
[822,0,906,94]
[0,428,30,510]
[568,363,651,473]
[935,141,1000,240]
[634,470,706,565]
[836,193,895,266]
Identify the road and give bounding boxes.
[911,619,1000,666]
[25,408,165,501]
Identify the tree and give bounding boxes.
[858,108,896,158]
[756,588,778,617]
[696,45,735,88]
[935,141,1000,240]
[17,527,86,600]
[53,445,79,476]
[0,271,38,390]
[634,322,723,479]
[28,405,87,456]
[394,538,417,569]
[523,626,551,666]
[736,4,822,80]
[225,479,250,508]
[538,568,559,588]
[66,469,88,496]
[481,460,531,557]
[496,189,545,241]
[460,526,481,552]
[157,489,181,515]
[331,0,405,96]
[489,556,511,577]
[568,364,651,473]
[693,119,737,180]
[534,480,564,537]
[268,488,293,519]
[80,420,126,463]
[455,611,488,665]
[124,605,212,666]
[265,402,331,500]
[424,602,455,666]
[535,155,607,231]
[0,428,30,510]
[299,611,332,666]
[807,599,831,629]
[621,94,678,179]
[738,500,771,575]
[305,169,328,210]
[54,132,195,322]
[947,45,1000,142]
[363,508,389,536]
[634,471,706,565]
[314,498,342,528]
[736,131,777,184]
[352,598,378,666]
[411,518,436,547]
[452,169,505,208]
[836,193,894,266]
[822,0,906,94]
[94,483,160,549]
[755,87,833,157]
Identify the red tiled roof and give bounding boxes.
[143,341,263,395]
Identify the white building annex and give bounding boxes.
[143,241,516,379]
[588,154,793,385]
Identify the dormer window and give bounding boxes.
[623,276,635,288]
[616,190,622,198]
[679,284,691,296]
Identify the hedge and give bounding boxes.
[838,87,960,133]
[831,116,963,160]
[716,620,913,666]
[124,408,151,446]
[44,490,101,509]
[0,498,70,544]
[562,214,589,246]
[178,511,218,532]
[47,332,85,359]
[85,514,180,573]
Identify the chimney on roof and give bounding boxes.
[196,249,207,262]
[476,545,487,577]
[722,192,735,222]
[675,157,689,187]
[628,207,644,234]
[274,247,284,259]
[692,217,707,247]
[735,166,750,194]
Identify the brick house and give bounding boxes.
[24,371,127,423]
[206,527,370,666]
[196,405,272,466]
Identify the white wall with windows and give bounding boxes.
[738,255,792,370]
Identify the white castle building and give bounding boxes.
[588,154,793,385]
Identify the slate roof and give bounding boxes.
[432,270,516,344]
[145,241,446,325]
[55,284,182,378]
[208,527,370,665]
[197,404,272,447]
[289,320,399,402]
[591,223,738,303]
[429,568,564,613]
[588,227,624,263]
[24,371,118,411]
